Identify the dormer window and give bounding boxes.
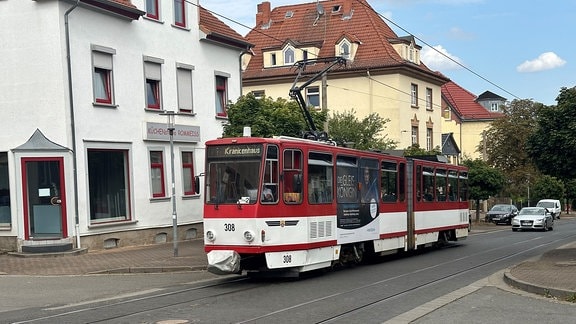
[332,5,341,13]
[284,47,295,65]
[339,41,350,59]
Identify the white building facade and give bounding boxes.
[0,0,250,252]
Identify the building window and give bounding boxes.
[411,84,418,107]
[426,128,433,151]
[88,149,130,223]
[284,47,295,65]
[306,86,320,108]
[411,126,418,145]
[177,64,194,114]
[490,102,499,112]
[340,42,350,59]
[0,152,10,226]
[443,106,451,119]
[271,53,277,66]
[215,75,228,117]
[182,151,196,196]
[150,151,166,198]
[92,46,115,105]
[146,0,159,20]
[251,90,265,99]
[426,88,432,110]
[144,58,163,110]
[303,50,308,61]
[174,0,186,27]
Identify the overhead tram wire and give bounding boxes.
[193,1,511,110]
[351,0,521,101]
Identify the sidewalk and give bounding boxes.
[1,224,575,301]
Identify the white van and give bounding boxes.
[536,199,562,219]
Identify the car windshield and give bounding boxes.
[520,208,544,215]
[491,205,511,212]
[537,202,554,208]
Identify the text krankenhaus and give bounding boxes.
[224,146,261,156]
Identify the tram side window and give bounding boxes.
[398,162,406,202]
[381,161,398,202]
[458,171,468,201]
[416,165,422,202]
[423,166,435,202]
[283,149,303,204]
[448,170,458,201]
[308,152,333,204]
[436,169,447,201]
[262,145,279,203]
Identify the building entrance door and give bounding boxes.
[22,157,67,239]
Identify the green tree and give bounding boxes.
[403,143,441,156]
[327,109,397,150]
[564,179,576,213]
[531,175,565,204]
[526,87,576,181]
[482,99,542,199]
[222,94,327,138]
[462,159,505,223]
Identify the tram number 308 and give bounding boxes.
[224,223,235,231]
[283,254,292,263]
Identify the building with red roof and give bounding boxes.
[0,0,250,252]
[441,80,505,161]
[241,0,449,150]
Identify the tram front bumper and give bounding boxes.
[207,250,241,275]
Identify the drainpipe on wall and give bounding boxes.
[65,0,81,250]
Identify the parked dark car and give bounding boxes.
[485,204,518,225]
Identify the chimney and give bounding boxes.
[256,2,271,27]
[342,0,353,18]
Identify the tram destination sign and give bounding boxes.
[207,144,263,158]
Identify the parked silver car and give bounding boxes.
[511,207,554,232]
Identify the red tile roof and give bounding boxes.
[243,0,444,82]
[199,7,252,49]
[442,80,504,121]
[81,0,143,20]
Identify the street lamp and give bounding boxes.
[160,110,178,257]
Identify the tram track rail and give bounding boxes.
[10,230,576,324]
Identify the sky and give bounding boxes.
[201,0,575,106]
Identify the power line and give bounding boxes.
[195,0,516,108]
[352,0,521,100]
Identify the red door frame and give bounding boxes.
[21,157,68,240]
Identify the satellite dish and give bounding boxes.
[317,3,325,15]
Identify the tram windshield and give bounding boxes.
[205,144,263,204]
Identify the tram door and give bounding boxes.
[22,158,67,239]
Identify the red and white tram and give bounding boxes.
[203,135,470,276]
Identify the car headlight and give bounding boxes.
[243,230,255,242]
[206,230,216,242]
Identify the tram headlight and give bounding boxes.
[206,230,216,242]
[243,230,255,242]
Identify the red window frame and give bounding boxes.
[215,76,227,117]
[146,79,161,109]
[174,0,186,27]
[182,151,196,195]
[146,0,159,20]
[94,67,112,104]
[150,151,166,198]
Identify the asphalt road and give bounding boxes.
[2,219,576,323]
